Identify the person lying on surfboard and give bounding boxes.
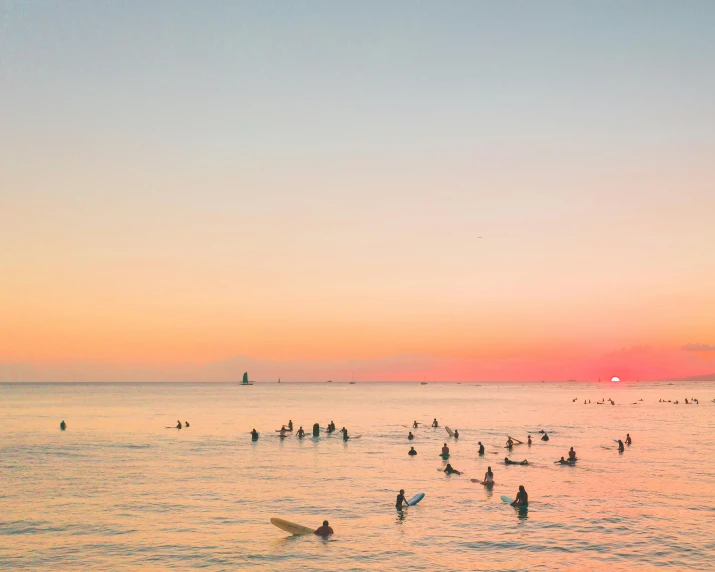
[432,418,439,427]
[408,446,417,456]
[441,443,450,456]
[396,489,408,509]
[444,463,462,475]
[314,520,333,537]
[504,457,528,465]
[478,441,485,455]
[511,485,528,507]
[555,456,575,464]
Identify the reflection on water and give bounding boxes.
[1,381,714,571]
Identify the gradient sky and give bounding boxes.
[1,1,714,381]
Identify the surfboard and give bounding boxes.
[270,517,315,536]
[501,496,514,504]
[440,453,450,459]
[445,426,454,437]
[471,479,495,485]
[407,493,425,506]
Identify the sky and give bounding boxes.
[1,1,714,381]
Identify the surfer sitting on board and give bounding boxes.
[432,418,439,428]
[396,489,408,510]
[408,432,414,440]
[625,433,632,445]
[568,447,576,460]
[297,427,305,438]
[314,520,333,537]
[478,441,485,455]
[409,446,417,456]
[504,457,528,465]
[185,421,190,427]
[176,420,182,429]
[511,485,528,507]
[483,467,494,484]
[441,443,450,456]
[541,432,549,441]
[444,463,461,475]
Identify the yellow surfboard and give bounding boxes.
[270,517,315,536]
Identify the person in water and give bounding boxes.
[478,441,485,455]
[505,457,529,465]
[454,429,459,439]
[396,489,408,510]
[444,463,461,475]
[60,420,67,431]
[251,428,259,440]
[343,428,349,441]
[511,485,528,507]
[625,433,632,445]
[432,418,439,427]
[279,427,288,438]
[441,443,450,456]
[413,420,419,429]
[185,421,190,428]
[408,432,414,440]
[408,446,417,456]
[176,420,182,429]
[568,447,576,461]
[483,466,494,485]
[297,426,305,438]
[314,520,333,537]
[506,437,514,449]
[617,439,625,452]
[556,456,568,464]
[541,432,549,441]
[288,420,294,431]
[527,435,532,446]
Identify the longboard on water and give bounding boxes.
[501,496,514,504]
[270,518,315,536]
[471,479,495,485]
[445,427,455,437]
[407,493,425,506]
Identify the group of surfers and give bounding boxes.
[250,420,352,441]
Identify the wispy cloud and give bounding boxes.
[681,343,715,352]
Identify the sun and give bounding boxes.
[611,376,620,382]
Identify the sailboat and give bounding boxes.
[241,372,253,386]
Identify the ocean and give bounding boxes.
[1,381,713,570]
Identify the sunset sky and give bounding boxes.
[1,1,714,381]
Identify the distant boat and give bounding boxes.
[326,380,332,383]
[241,372,253,386]
[349,381,356,385]
[421,382,428,385]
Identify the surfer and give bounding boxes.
[432,418,439,428]
[541,432,549,441]
[185,421,190,428]
[409,446,417,456]
[483,466,494,485]
[617,439,625,452]
[279,427,288,438]
[396,489,408,510]
[408,431,414,440]
[288,420,293,431]
[60,420,66,431]
[342,428,349,441]
[511,485,528,507]
[625,433,632,445]
[527,435,532,446]
[444,463,461,475]
[176,420,182,429]
[478,441,485,455]
[454,429,459,439]
[251,429,259,440]
[506,437,514,449]
[441,443,450,456]
[504,457,529,465]
[556,456,568,464]
[568,447,576,461]
[314,520,334,537]
[297,427,305,438]
[413,420,419,428]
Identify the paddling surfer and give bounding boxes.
[314,520,334,537]
[444,463,461,475]
[505,457,528,465]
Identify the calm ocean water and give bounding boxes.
[1,381,714,570]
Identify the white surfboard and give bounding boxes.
[445,426,454,437]
[270,518,315,536]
